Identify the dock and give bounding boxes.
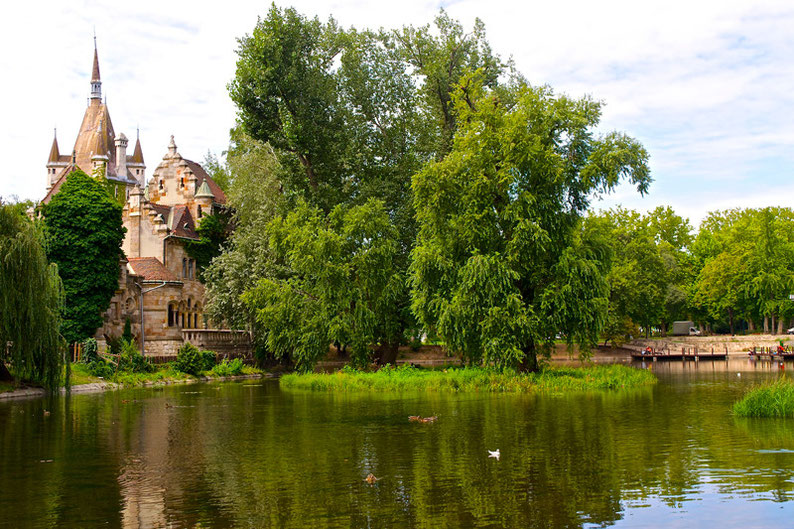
[630,345,728,361]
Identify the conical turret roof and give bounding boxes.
[91,44,101,82]
[48,133,60,163]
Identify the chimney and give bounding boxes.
[115,133,128,179]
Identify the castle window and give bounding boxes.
[182,258,187,278]
[180,177,184,189]
[188,260,194,280]
[159,179,163,191]
[197,205,202,218]
[168,303,177,327]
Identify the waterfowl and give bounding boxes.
[408,415,421,422]
[365,473,379,485]
[421,416,437,423]
[488,449,500,460]
[43,410,50,417]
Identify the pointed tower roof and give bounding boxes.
[91,44,101,82]
[195,180,214,198]
[48,131,60,163]
[131,131,145,164]
[90,37,102,101]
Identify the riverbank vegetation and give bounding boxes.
[733,378,794,418]
[280,364,656,393]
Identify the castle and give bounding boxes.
[43,42,239,356]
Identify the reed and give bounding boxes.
[280,364,656,393]
[733,378,794,418]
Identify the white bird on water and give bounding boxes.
[488,449,500,460]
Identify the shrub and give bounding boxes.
[118,339,155,373]
[106,335,123,357]
[86,359,114,378]
[82,337,99,363]
[122,317,133,343]
[201,350,217,371]
[175,343,210,375]
[210,358,245,377]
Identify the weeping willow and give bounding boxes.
[0,204,64,390]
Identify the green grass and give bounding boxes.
[0,381,16,394]
[733,378,794,418]
[69,362,261,388]
[280,364,656,393]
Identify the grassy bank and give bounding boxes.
[280,364,656,393]
[70,362,262,388]
[733,378,794,418]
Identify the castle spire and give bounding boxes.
[48,129,60,163]
[90,36,102,102]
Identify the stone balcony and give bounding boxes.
[182,329,252,356]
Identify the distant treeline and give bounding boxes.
[584,206,794,341]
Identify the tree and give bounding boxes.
[185,211,231,282]
[0,202,64,389]
[410,79,650,370]
[202,150,231,192]
[242,199,406,370]
[203,132,284,330]
[42,169,125,344]
[221,7,507,368]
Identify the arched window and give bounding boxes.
[168,303,177,327]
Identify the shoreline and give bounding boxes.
[0,373,276,401]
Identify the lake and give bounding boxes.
[2,358,794,528]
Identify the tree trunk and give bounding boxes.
[764,316,769,334]
[748,319,756,332]
[728,308,735,336]
[778,317,784,335]
[375,342,399,366]
[0,361,13,382]
[661,322,667,337]
[519,348,539,373]
[772,315,777,335]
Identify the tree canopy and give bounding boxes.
[42,169,125,344]
[410,79,650,370]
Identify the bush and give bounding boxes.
[210,358,245,377]
[82,338,99,363]
[175,343,215,375]
[201,350,217,371]
[118,339,155,373]
[122,317,133,343]
[86,359,114,378]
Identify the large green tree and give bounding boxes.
[242,199,406,370]
[410,80,650,370]
[43,170,125,344]
[220,7,507,367]
[0,202,64,389]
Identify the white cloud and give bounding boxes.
[1,0,793,224]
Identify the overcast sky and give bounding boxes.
[2,0,793,226]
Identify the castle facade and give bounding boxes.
[43,43,229,356]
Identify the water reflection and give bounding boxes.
[2,365,794,527]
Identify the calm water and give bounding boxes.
[3,359,794,528]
